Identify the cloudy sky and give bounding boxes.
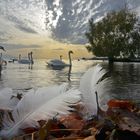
[0,0,140,58]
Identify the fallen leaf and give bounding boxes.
[107,99,134,111]
[60,113,85,130]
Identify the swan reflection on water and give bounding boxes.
[47,65,66,70]
[18,52,34,65]
[46,65,72,81]
[46,50,73,81]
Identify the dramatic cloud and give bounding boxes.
[6,15,37,34]
[0,43,41,50]
[45,0,140,44]
[0,0,140,45]
[0,0,46,42]
[15,25,37,34]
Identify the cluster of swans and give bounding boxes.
[18,52,34,64]
[0,64,111,139]
[46,50,73,68]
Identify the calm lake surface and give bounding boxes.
[0,59,140,105]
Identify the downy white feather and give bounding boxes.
[0,88,19,110]
[79,64,111,116]
[0,84,81,138]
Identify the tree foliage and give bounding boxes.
[85,8,140,59]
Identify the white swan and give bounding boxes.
[18,52,34,64]
[47,50,73,68]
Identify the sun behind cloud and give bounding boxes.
[6,34,92,59]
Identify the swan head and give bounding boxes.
[60,55,63,60]
[69,50,73,54]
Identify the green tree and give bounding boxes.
[85,8,140,61]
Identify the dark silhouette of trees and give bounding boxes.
[85,8,140,61]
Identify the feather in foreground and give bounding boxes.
[0,84,81,138]
[0,88,20,110]
[79,64,111,116]
[0,64,111,138]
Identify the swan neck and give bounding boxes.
[19,54,21,60]
[30,52,33,64]
[68,52,72,66]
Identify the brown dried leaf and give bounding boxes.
[60,113,85,130]
[107,108,140,135]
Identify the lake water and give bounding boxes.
[0,59,140,105]
[0,59,94,89]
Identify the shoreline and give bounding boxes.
[82,57,140,63]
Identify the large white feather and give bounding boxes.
[0,88,19,110]
[79,64,111,116]
[0,84,81,138]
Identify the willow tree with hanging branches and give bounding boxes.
[85,8,140,61]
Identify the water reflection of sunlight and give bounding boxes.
[0,59,95,91]
[45,59,96,88]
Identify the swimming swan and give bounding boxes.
[47,50,73,67]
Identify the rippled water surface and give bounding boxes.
[103,62,140,104]
[0,59,140,104]
[0,59,94,90]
